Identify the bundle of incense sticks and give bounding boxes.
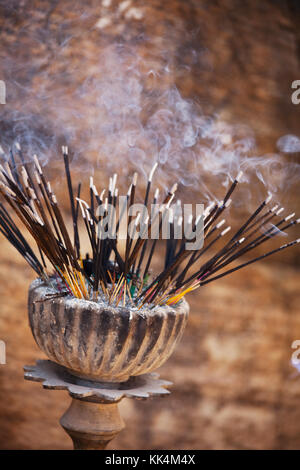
[0,144,299,308]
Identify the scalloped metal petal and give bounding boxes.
[24,360,172,402]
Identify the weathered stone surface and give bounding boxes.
[28,279,188,382]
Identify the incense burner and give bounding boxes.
[28,279,189,383]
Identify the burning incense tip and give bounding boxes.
[236,171,243,182]
[4,162,14,181]
[33,155,42,174]
[204,202,215,218]
[216,219,226,229]
[127,184,132,197]
[21,167,29,187]
[112,173,118,191]
[221,226,231,236]
[265,194,273,204]
[132,172,138,186]
[169,183,178,194]
[285,213,295,221]
[149,162,158,182]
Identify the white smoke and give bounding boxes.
[0,14,299,207]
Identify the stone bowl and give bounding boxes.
[28,279,189,383]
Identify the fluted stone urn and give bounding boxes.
[28,279,189,383]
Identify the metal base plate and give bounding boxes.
[24,360,172,402]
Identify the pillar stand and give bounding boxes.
[24,360,172,450]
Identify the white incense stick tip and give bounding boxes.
[92,184,98,196]
[16,142,21,150]
[112,173,117,192]
[296,218,300,224]
[221,226,231,236]
[29,188,36,199]
[216,219,225,229]
[204,202,214,217]
[33,154,42,174]
[225,199,232,208]
[170,183,178,194]
[100,189,106,200]
[271,204,279,213]
[166,193,174,208]
[52,194,57,204]
[239,237,245,243]
[4,162,14,182]
[276,207,284,216]
[21,167,29,187]
[8,187,16,197]
[76,197,89,209]
[285,213,295,221]
[77,199,86,219]
[47,182,52,193]
[236,170,243,182]
[62,145,68,155]
[297,238,300,243]
[265,194,272,204]
[127,184,132,197]
[132,172,138,186]
[154,188,159,200]
[148,162,158,181]
[34,171,41,185]
[89,176,94,188]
